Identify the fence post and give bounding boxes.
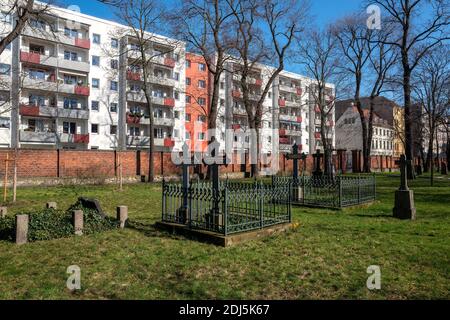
[339,175,343,208]
[357,174,361,204]
[161,178,166,222]
[259,182,264,229]
[373,173,377,201]
[223,184,228,236]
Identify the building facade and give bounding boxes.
[0,4,334,157]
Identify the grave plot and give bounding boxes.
[157,142,292,246]
[273,144,376,209]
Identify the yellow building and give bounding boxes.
[393,106,405,158]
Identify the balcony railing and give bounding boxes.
[19,104,40,117]
[59,133,90,144]
[279,99,286,107]
[232,90,241,99]
[127,136,150,147]
[164,57,176,68]
[164,138,175,148]
[19,130,56,144]
[127,71,142,81]
[279,137,290,144]
[74,85,90,96]
[74,38,91,49]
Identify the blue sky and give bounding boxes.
[56,0,364,74]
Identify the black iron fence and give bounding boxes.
[162,181,291,235]
[272,175,376,209]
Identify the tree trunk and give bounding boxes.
[402,59,415,179]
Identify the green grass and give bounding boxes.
[0,174,449,300]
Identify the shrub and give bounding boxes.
[0,200,119,243]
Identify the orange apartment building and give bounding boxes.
[185,53,210,152]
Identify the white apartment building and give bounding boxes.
[0,3,335,155]
[0,4,186,151]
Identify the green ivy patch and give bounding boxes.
[0,200,119,243]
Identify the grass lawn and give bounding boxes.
[0,174,449,300]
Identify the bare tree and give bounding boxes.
[173,0,236,144]
[412,45,450,185]
[298,28,340,176]
[115,0,180,182]
[226,0,308,177]
[0,0,56,55]
[369,0,450,179]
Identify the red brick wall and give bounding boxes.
[0,149,402,180]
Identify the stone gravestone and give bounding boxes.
[312,150,323,177]
[441,162,448,175]
[393,155,416,220]
[78,197,106,218]
[285,143,305,201]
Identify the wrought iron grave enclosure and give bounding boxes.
[272,175,376,209]
[162,181,292,235]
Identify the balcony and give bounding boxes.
[164,138,175,148]
[232,90,241,99]
[279,114,297,122]
[19,130,56,144]
[74,86,90,96]
[163,98,175,107]
[315,132,322,139]
[150,76,176,87]
[59,133,90,144]
[164,57,176,68]
[58,108,90,120]
[127,113,142,124]
[22,77,58,92]
[279,137,290,144]
[232,124,241,130]
[127,135,150,148]
[279,99,286,107]
[127,71,142,81]
[233,108,247,116]
[279,129,287,136]
[60,59,90,73]
[20,51,59,68]
[154,117,175,127]
[19,104,57,118]
[127,92,146,103]
[74,38,91,49]
[19,105,40,117]
[297,116,303,123]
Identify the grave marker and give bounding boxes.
[16,214,29,245]
[393,155,416,220]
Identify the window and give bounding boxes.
[111,59,118,69]
[174,91,179,100]
[29,95,45,106]
[198,80,206,88]
[174,111,180,119]
[154,128,164,139]
[220,82,225,90]
[91,124,99,134]
[64,28,78,38]
[92,56,100,66]
[198,98,206,106]
[186,77,191,86]
[174,53,180,62]
[0,63,10,75]
[110,125,117,135]
[110,81,118,91]
[197,115,206,123]
[198,63,206,71]
[130,127,140,136]
[110,103,118,113]
[111,38,119,48]
[186,132,191,140]
[0,12,12,24]
[63,98,79,109]
[63,122,76,134]
[185,114,191,122]
[64,51,78,61]
[93,34,101,44]
[186,60,191,68]
[91,101,99,111]
[185,96,191,104]
[198,132,206,140]
[64,74,77,85]
[173,129,180,139]
[0,117,10,129]
[174,72,180,81]
[130,84,141,92]
[92,78,100,89]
